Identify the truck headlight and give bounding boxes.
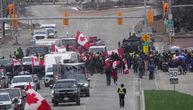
[83,83,88,87]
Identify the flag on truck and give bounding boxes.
[24,84,52,110]
[75,31,90,50]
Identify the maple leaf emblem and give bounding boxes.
[26,93,39,105]
[80,36,85,41]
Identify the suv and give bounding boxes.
[10,75,37,91]
[66,74,90,97]
[0,88,24,110]
[51,79,80,106]
[0,92,14,110]
[0,67,9,88]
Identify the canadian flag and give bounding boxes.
[112,60,121,69]
[81,53,87,62]
[75,31,90,50]
[32,57,45,66]
[123,59,129,74]
[107,48,124,58]
[12,59,22,66]
[25,84,52,110]
[32,57,39,66]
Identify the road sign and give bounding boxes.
[142,34,150,42]
[167,19,174,28]
[168,68,179,84]
[143,46,149,54]
[169,30,175,37]
[142,42,151,46]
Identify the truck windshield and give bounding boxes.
[12,77,32,83]
[0,94,10,101]
[55,81,77,88]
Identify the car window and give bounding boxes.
[62,39,75,45]
[0,94,10,101]
[47,67,53,72]
[55,81,77,88]
[23,58,31,62]
[12,77,32,83]
[0,89,21,99]
[67,74,86,81]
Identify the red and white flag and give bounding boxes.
[107,48,124,57]
[12,59,22,66]
[75,31,90,50]
[32,57,45,66]
[25,84,52,110]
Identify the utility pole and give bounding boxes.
[144,0,147,33]
[168,0,173,47]
[0,0,5,39]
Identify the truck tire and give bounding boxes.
[53,101,58,106]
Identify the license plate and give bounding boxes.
[64,97,69,101]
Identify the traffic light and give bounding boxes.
[8,3,14,15]
[11,13,19,28]
[147,8,154,24]
[117,12,124,25]
[63,12,69,26]
[163,2,169,14]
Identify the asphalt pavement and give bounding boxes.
[38,72,138,110]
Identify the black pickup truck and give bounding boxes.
[51,79,80,106]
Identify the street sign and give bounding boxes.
[142,42,151,46]
[143,46,149,54]
[168,68,179,84]
[167,19,174,28]
[169,30,175,37]
[142,34,150,42]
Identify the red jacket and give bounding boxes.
[112,69,118,79]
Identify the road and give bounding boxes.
[38,73,138,110]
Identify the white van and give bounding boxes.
[44,51,80,77]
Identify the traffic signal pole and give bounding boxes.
[168,0,172,47]
[0,0,5,39]
[144,0,147,33]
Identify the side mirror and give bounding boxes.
[31,33,34,36]
[50,84,53,89]
[34,80,38,83]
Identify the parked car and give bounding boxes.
[0,88,25,110]
[0,67,9,88]
[66,74,90,97]
[51,79,80,106]
[0,92,14,110]
[0,59,12,75]
[10,75,37,91]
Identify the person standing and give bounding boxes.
[117,84,126,108]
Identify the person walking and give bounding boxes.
[148,61,156,80]
[138,59,145,78]
[105,64,112,86]
[117,84,126,108]
[112,68,118,85]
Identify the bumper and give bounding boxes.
[52,93,79,103]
